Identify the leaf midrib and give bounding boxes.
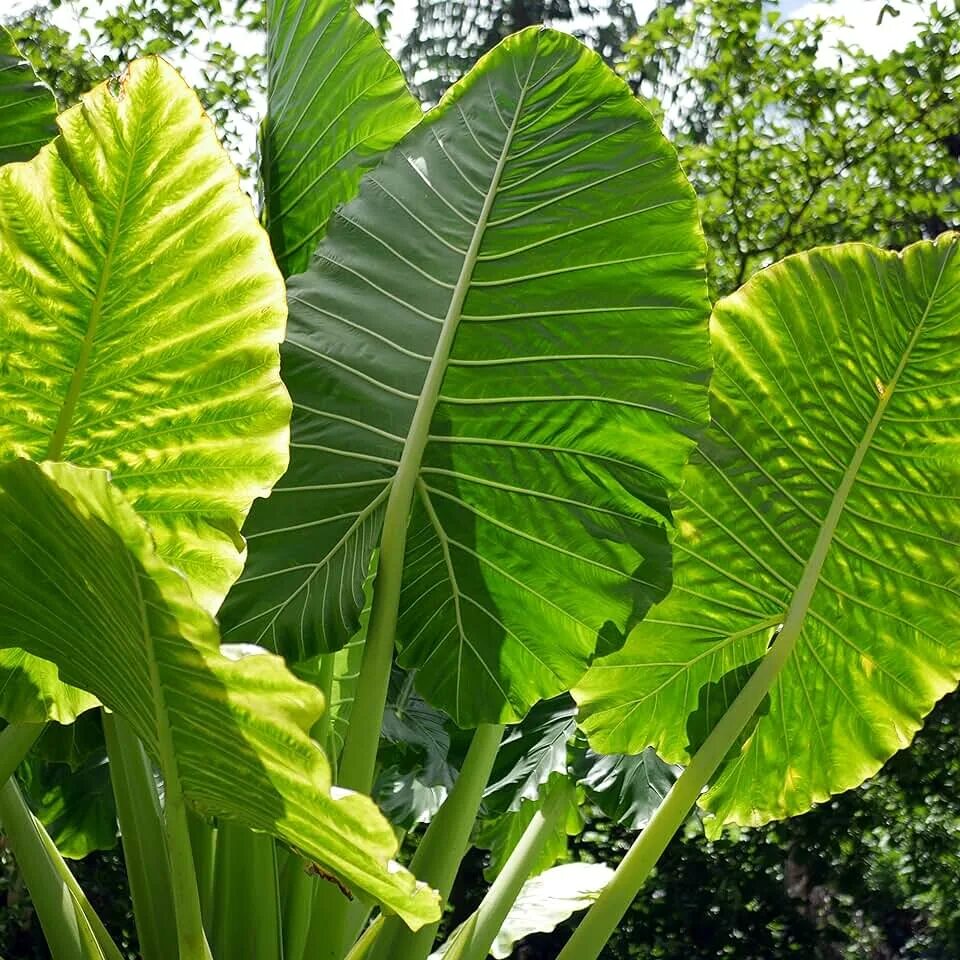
[770,239,957,661]
[379,45,539,546]
[46,110,139,461]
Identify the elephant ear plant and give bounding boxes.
[0,6,958,960]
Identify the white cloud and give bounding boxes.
[782,0,930,61]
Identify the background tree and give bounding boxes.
[398,0,640,102]
[5,0,266,170]
[626,0,960,296]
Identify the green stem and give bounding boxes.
[187,809,217,929]
[0,724,121,960]
[0,722,43,783]
[555,622,795,960]
[454,784,569,960]
[0,778,97,960]
[102,712,180,960]
[280,851,314,960]
[370,723,506,960]
[163,762,213,960]
[32,805,126,960]
[209,822,282,960]
[303,880,353,960]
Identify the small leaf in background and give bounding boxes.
[375,671,457,829]
[429,862,615,960]
[488,862,615,959]
[476,773,583,881]
[575,747,681,832]
[483,696,578,815]
[20,748,117,860]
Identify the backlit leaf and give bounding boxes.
[0,459,439,929]
[576,235,960,832]
[0,57,289,721]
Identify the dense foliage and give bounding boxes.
[629,0,960,296]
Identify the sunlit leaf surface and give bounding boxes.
[0,58,289,720]
[577,235,960,832]
[0,460,439,930]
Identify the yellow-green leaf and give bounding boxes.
[0,57,290,721]
[0,459,439,930]
[576,235,960,833]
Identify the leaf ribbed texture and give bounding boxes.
[262,0,422,276]
[576,235,960,831]
[0,58,289,720]
[0,28,57,164]
[223,27,711,726]
[0,460,440,929]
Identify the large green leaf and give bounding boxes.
[262,0,421,276]
[0,459,439,929]
[223,26,711,726]
[576,235,960,832]
[0,57,289,720]
[0,27,57,164]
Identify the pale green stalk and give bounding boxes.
[556,626,795,960]
[303,881,354,960]
[187,810,217,928]
[0,724,120,960]
[32,806,125,960]
[369,723,506,960]
[284,653,334,960]
[0,723,122,958]
[280,850,314,960]
[451,784,570,960]
[0,778,101,960]
[209,822,282,960]
[557,351,904,960]
[102,712,179,960]
[0,722,43,783]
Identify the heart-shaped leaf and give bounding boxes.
[576,235,960,833]
[223,27,711,727]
